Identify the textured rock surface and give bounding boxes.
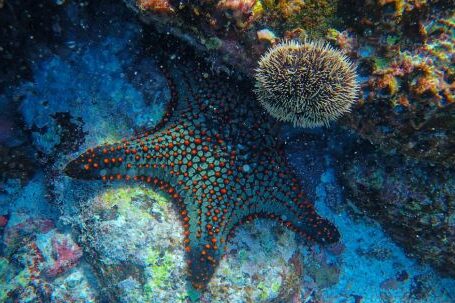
[336,0,455,167]
[339,145,455,277]
[17,25,166,157]
[65,184,308,302]
[0,175,99,302]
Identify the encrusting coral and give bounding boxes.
[126,0,340,77]
[64,52,340,289]
[332,1,454,166]
[254,40,359,127]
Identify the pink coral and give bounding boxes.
[217,0,256,15]
[216,0,257,28]
[45,236,83,277]
[0,215,8,227]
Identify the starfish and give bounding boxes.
[64,54,340,289]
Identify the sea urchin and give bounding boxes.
[254,40,358,128]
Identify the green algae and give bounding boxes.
[326,28,341,41]
[203,37,223,50]
[373,57,391,71]
[0,258,10,302]
[143,248,177,300]
[257,281,269,300]
[146,249,174,287]
[97,188,184,300]
[100,186,169,215]
[186,286,201,302]
[0,258,8,280]
[238,249,248,263]
[0,260,30,302]
[257,279,281,301]
[271,280,281,293]
[386,35,400,45]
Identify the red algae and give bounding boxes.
[45,236,83,277]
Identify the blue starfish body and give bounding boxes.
[65,57,340,288]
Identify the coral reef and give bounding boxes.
[65,50,339,288]
[138,0,174,13]
[339,144,455,277]
[125,0,454,166]
[0,178,98,302]
[334,1,455,166]
[255,40,358,127]
[123,0,340,76]
[0,227,97,302]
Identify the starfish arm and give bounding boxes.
[185,211,224,289]
[158,61,201,126]
[64,138,163,182]
[132,58,181,137]
[64,135,228,288]
[220,190,340,245]
[165,59,280,153]
[65,122,196,182]
[151,64,179,132]
[64,143,130,181]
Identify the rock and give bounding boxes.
[338,1,455,166]
[16,31,167,157]
[339,144,455,277]
[64,184,311,302]
[1,221,98,302]
[0,144,36,187]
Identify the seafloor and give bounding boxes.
[0,1,454,303]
